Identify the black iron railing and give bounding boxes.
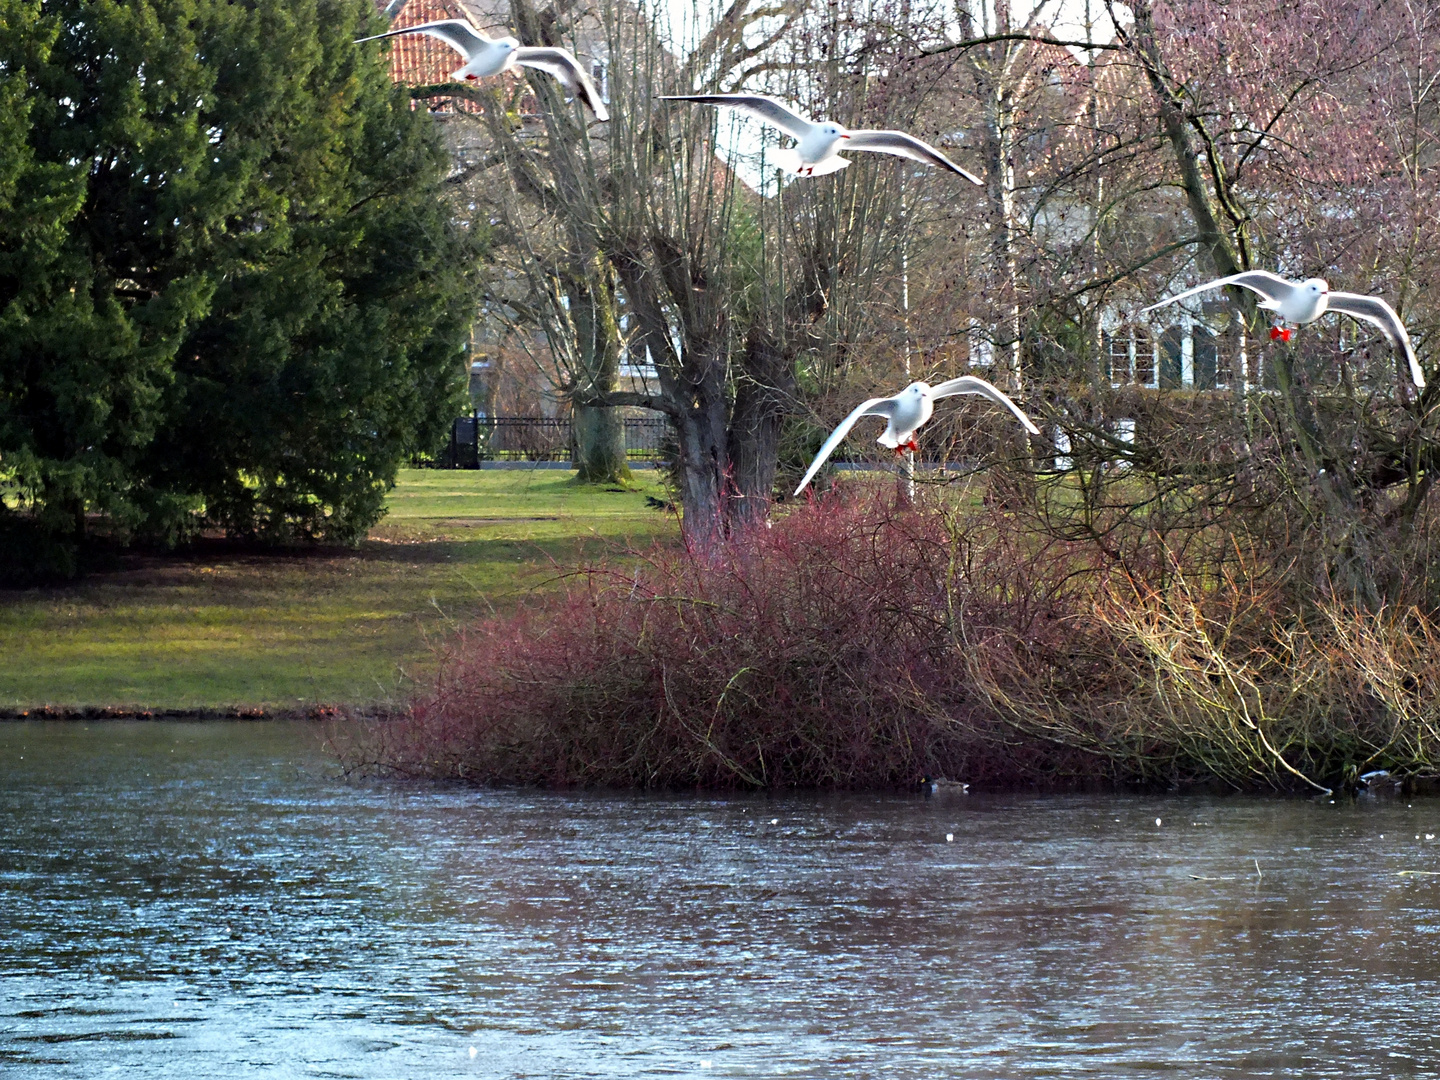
[444,415,672,467]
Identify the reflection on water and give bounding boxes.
[2,720,1439,1078]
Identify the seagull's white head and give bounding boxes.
[907,381,931,398]
[497,36,520,52]
[1302,278,1329,297]
[819,122,850,140]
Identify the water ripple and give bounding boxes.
[2,721,1439,1077]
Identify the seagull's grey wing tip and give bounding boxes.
[845,130,981,182]
[1329,292,1426,389]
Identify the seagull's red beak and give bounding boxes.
[841,134,851,139]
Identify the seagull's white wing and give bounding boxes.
[929,376,1041,434]
[1327,292,1425,389]
[794,397,898,496]
[355,19,489,57]
[515,48,609,120]
[661,94,814,140]
[1140,270,1297,314]
[844,131,983,184]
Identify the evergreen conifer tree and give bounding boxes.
[0,0,481,573]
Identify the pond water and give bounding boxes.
[1,720,1438,1078]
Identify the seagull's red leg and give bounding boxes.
[465,74,479,81]
[1269,325,1283,341]
[1281,327,1293,342]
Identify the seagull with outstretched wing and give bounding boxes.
[794,376,1040,496]
[355,19,608,121]
[662,94,982,183]
[1141,271,1423,388]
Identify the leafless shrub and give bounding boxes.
[338,479,1440,790]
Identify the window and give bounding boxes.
[1133,328,1155,386]
[1105,326,1156,386]
[1105,329,1130,385]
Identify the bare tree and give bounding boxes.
[427,0,951,543]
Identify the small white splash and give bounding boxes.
[1428,834,1436,841]
[700,1060,713,1069]
[469,1046,478,1060]
[946,833,954,843]
[770,818,778,825]
[1155,818,1162,827]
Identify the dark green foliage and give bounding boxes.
[0,0,480,571]
[0,0,164,575]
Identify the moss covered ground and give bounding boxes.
[0,469,676,712]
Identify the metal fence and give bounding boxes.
[443,415,672,468]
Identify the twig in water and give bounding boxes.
[1254,858,1263,881]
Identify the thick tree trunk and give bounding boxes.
[673,364,730,549]
[573,404,631,483]
[611,239,735,547]
[727,330,795,529]
[567,265,632,485]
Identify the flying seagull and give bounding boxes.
[794,376,1040,496]
[661,94,982,183]
[1141,271,1423,389]
[355,20,609,121]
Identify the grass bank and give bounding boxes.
[0,470,676,713]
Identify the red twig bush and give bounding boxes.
[339,485,1440,791]
[343,489,1122,788]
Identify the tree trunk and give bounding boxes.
[976,14,1024,393]
[573,405,631,483]
[727,329,795,529]
[673,365,730,550]
[567,263,632,484]
[611,238,736,547]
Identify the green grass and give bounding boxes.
[0,469,677,712]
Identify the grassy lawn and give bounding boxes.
[0,469,676,712]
